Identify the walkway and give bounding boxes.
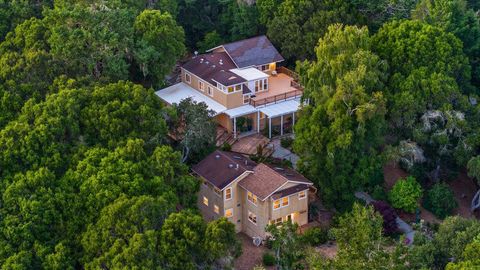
[270,137,300,168]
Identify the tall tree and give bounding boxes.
[295,24,387,209]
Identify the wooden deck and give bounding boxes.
[231,133,271,156]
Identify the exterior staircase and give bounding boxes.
[216,127,236,147]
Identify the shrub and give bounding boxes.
[300,227,328,246]
[423,183,458,219]
[262,252,275,266]
[221,142,231,151]
[280,137,294,148]
[371,185,387,201]
[388,176,423,213]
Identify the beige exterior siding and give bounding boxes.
[222,172,252,233]
[197,179,224,222]
[269,189,309,227]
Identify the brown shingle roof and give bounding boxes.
[238,164,289,201]
[182,52,246,86]
[271,184,310,200]
[221,35,284,68]
[192,150,256,190]
[264,164,312,185]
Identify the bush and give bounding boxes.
[221,142,231,151]
[280,137,294,148]
[423,183,458,219]
[300,227,328,246]
[262,252,275,266]
[388,176,423,213]
[371,185,387,201]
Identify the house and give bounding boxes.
[156,35,303,139]
[192,150,315,238]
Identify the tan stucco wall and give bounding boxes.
[197,179,224,222]
[222,172,252,233]
[269,189,309,227]
[242,193,270,238]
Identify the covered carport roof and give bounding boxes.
[258,99,301,118]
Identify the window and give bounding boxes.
[214,205,219,214]
[270,217,282,225]
[243,95,250,104]
[273,199,281,210]
[235,84,242,91]
[282,197,289,207]
[185,72,191,83]
[299,191,306,199]
[199,81,205,91]
[207,86,213,97]
[203,196,209,206]
[225,187,232,200]
[260,64,269,71]
[255,80,260,92]
[214,187,221,196]
[273,196,289,210]
[247,191,257,205]
[225,208,233,218]
[248,211,257,225]
[227,86,234,93]
[263,79,268,90]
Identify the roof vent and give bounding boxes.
[236,164,239,170]
[215,154,220,159]
[194,51,198,57]
[200,58,204,63]
[229,164,234,168]
[205,61,209,65]
[219,59,223,65]
[212,65,216,68]
[233,155,242,160]
[275,167,285,171]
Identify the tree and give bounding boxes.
[423,182,458,218]
[197,31,223,53]
[351,0,418,31]
[388,176,422,213]
[413,0,480,89]
[166,98,217,163]
[266,221,304,270]
[133,10,186,87]
[81,195,174,269]
[309,203,407,269]
[446,234,480,269]
[257,0,283,26]
[467,156,480,184]
[294,24,387,209]
[204,218,242,268]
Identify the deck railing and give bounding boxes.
[277,66,300,81]
[249,89,303,107]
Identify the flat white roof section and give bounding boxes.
[230,68,269,81]
[155,83,227,115]
[223,105,257,118]
[259,99,301,118]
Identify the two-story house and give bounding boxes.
[192,150,315,239]
[156,35,303,139]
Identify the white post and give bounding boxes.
[233,117,237,139]
[292,112,295,134]
[280,115,284,136]
[257,111,260,133]
[269,117,272,139]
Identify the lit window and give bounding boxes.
[299,191,306,199]
[247,191,257,205]
[225,187,232,200]
[228,86,234,93]
[270,217,282,225]
[263,79,268,90]
[203,196,209,206]
[282,197,289,207]
[199,81,205,91]
[207,86,213,97]
[214,205,219,214]
[235,84,242,91]
[185,72,191,83]
[273,199,280,210]
[225,208,233,218]
[248,211,257,224]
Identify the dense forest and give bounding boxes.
[0,0,479,269]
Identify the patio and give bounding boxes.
[230,133,271,156]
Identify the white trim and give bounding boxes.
[298,190,307,200]
[261,181,289,202]
[224,187,233,201]
[247,191,258,206]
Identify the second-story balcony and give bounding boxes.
[249,67,303,108]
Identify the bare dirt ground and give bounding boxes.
[234,233,274,270]
[315,242,337,259]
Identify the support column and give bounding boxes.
[257,111,260,133]
[269,117,272,139]
[280,115,284,136]
[292,112,295,134]
[233,117,237,139]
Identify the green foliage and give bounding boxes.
[370,185,388,201]
[262,252,275,266]
[197,31,223,53]
[221,142,232,152]
[300,227,329,246]
[388,176,423,213]
[294,24,386,209]
[467,156,480,184]
[423,182,458,219]
[280,137,294,148]
[266,221,304,269]
[351,0,417,31]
